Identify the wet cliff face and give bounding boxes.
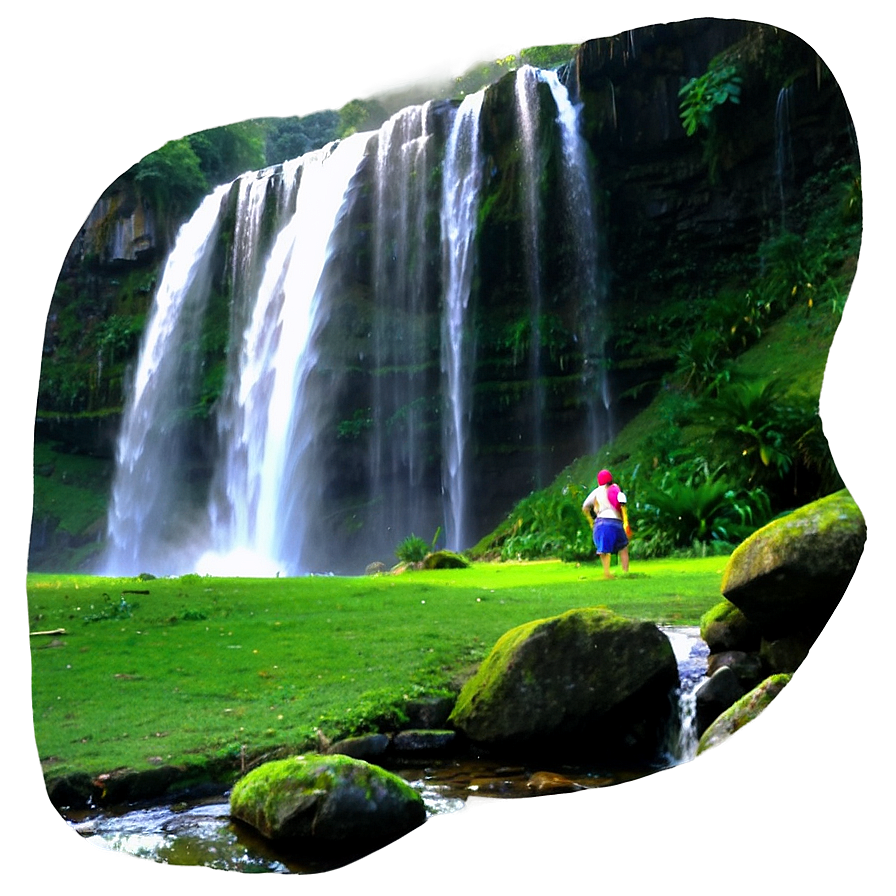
[573,20,856,408]
[286,20,857,567]
[464,20,855,547]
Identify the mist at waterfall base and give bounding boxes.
[99,66,609,579]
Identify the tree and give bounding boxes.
[261,111,341,165]
[188,121,266,186]
[337,99,388,137]
[131,138,208,221]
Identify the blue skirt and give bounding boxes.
[593,518,628,554]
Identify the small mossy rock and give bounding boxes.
[700,600,761,652]
[230,754,426,846]
[404,694,456,729]
[326,733,391,760]
[391,729,457,754]
[95,764,185,805]
[421,550,470,570]
[721,490,865,639]
[448,607,679,761]
[697,673,791,754]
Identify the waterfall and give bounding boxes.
[538,68,610,452]
[367,103,439,550]
[440,90,485,552]
[99,63,612,576]
[515,66,548,487]
[201,161,301,574]
[775,85,795,227]
[200,134,373,576]
[101,184,230,574]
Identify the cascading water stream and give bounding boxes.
[203,162,300,571]
[661,626,709,763]
[538,68,610,452]
[101,184,231,575]
[200,134,373,575]
[374,105,434,533]
[440,90,485,552]
[515,67,548,487]
[775,85,795,227]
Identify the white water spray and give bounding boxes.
[101,185,231,574]
[200,134,373,576]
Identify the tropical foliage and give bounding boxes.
[496,485,594,563]
[678,62,743,136]
[632,466,773,558]
[258,111,341,165]
[131,122,267,221]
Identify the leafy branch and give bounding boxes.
[678,63,743,136]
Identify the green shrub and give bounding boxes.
[395,534,431,564]
[498,484,593,563]
[678,63,742,136]
[633,468,773,556]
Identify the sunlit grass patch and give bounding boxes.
[27,558,726,779]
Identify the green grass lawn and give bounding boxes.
[27,557,727,780]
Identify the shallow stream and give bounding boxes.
[64,627,708,874]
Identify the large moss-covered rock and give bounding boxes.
[229,754,425,847]
[721,490,865,639]
[448,607,679,761]
[697,674,791,754]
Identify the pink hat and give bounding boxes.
[597,469,612,486]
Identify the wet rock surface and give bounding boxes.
[696,490,864,748]
[229,754,426,847]
[698,674,791,754]
[449,607,680,762]
[721,490,865,639]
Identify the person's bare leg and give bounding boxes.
[600,553,613,579]
[619,546,630,573]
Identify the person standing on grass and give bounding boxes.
[582,469,632,578]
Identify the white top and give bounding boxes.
[582,484,627,520]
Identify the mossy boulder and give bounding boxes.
[421,550,470,570]
[721,490,865,639]
[448,607,679,761]
[229,754,425,847]
[700,599,761,652]
[325,733,391,761]
[697,673,791,754]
